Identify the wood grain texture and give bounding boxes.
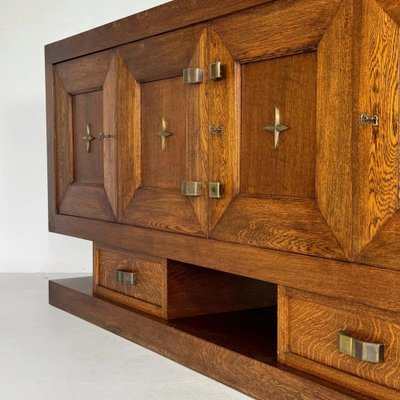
[54,51,120,222]
[279,288,400,399]
[53,214,400,314]
[211,0,342,63]
[119,24,205,82]
[59,185,115,222]
[186,29,209,234]
[49,277,370,400]
[241,52,317,199]
[46,56,56,230]
[316,0,354,259]
[141,77,186,190]
[211,196,345,260]
[165,260,277,319]
[103,53,141,220]
[121,188,204,236]
[358,214,400,270]
[45,0,275,63]
[72,91,104,185]
[352,0,399,256]
[207,28,239,231]
[94,244,277,320]
[376,0,400,25]
[95,247,165,306]
[54,71,72,210]
[120,30,208,236]
[55,50,114,94]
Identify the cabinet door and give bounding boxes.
[119,26,209,236]
[209,0,351,260]
[352,0,400,268]
[54,50,137,222]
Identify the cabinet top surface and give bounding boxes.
[45,0,276,63]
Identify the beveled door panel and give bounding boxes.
[54,50,138,222]
[241,53,317,198]
[211,0,400,262]
[120,26,208,236]
[210,1,347,260]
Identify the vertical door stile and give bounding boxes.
[186,28,209,235]
[207,27,239,232]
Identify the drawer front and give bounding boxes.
[95,247,165,307]
[278,287,400,399]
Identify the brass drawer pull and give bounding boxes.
[208,182,223,199]
[337,331,385,363]
[116,270,137,285]
[210,61,223,80]
[183,68,203,84]
[181,181,202,197]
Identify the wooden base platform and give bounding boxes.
[49,277,370,400]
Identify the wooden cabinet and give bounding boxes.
[46,1,400,399]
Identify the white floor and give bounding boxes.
[0,274,251,400]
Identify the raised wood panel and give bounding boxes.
[279,288,400,399]
[72,91,104,185]
[45,0,275,63]
[103,53,140,219]
[186,29,209,234]
[211,196,345,259]
[358,214,400,270]
[352,0,399,256]
[119,25,206,82]
[141,77,186,190]
[241,52,317,199]
[207,28,239,231]
[316,0,354,259]
[122,188,204,236]
[55,50,114,94]
[54,71,72,209]
[119,29,208,236]
[376,0,400,25]
[211,0,342,63]
[59,185,115,221]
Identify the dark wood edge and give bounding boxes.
[49,277,369,400]
[45,0,274,64]
[45,51,56,230]
[52,214,400,313]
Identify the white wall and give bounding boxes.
[0,0,169,272]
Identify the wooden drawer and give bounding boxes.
[94,246,165,317]
[94,244,277,320]
[278,287,400,400]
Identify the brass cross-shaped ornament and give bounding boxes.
[264,107,289,149]
[82,123,95,153]
[156,117,172,151]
